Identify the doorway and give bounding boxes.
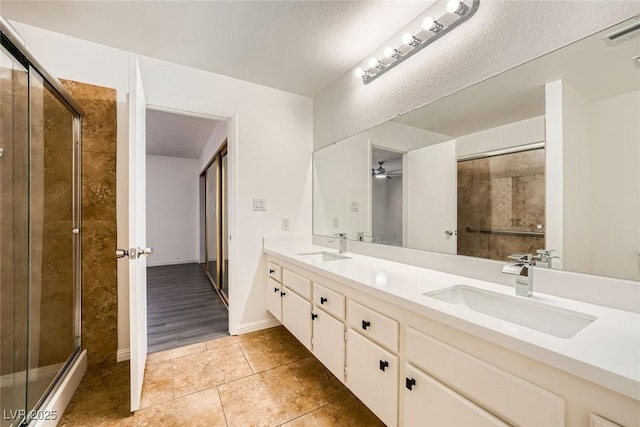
[144,108,229,353]
[201,140,229,304]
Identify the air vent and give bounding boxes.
[603,20,640,46]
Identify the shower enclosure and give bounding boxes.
[1,18,83,426]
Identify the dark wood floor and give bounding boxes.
[147,263,229,353]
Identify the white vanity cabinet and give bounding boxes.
[266,262,283,321]
[403,364,509,427]
[281,269,312,349]
[347,328,399,427]
[311,282,346,381]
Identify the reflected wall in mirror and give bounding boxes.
[313,16,640,281]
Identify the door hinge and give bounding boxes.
[344,365,347,380]
[343,330,347,341]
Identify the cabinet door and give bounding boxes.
[403,364,509,427]
[267,277,282,322]
[282,289,312,349]
[312,309,345,382]
[346,329,398,427]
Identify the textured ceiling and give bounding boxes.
[146,109,220,159]
[0,0,433,96]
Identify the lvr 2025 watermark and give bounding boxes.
[3,409,58,422]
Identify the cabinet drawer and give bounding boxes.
[267,261,282,283]
[283,269,311,300]
[406,327,564,427]
[347,329,398,427]
[313,282,345,320]
[403,364,509,427]
[348,300,398,352]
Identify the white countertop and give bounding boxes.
[263,238,640,401]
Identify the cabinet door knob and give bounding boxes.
[379,360,389,372]
[405,377,416,390]
[320,297,328,305]
[280,291,286,297]
[311,313,318,320]
[362,320,371,330]
[269,269,275,274]
[274,287,279,293]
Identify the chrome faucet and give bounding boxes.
[502,254,536,297]
[337,233,348,254]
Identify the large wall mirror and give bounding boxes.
[313,16,640,282]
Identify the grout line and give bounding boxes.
[276,403,331,427]
[215,386,230,427]
[237,343,256,374]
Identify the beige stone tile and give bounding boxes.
[146,342,206,365]
[287,357,350,407]
[139,360,173,409]
[131,387,226,427]
[172,344,252,397]
[205,334,240,351]
[281,401,384,427]
[218,364,320,427]
[238,326,311,373]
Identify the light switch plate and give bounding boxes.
[253,198,266,211]
[350,201,359,212]
[332,217,339,229]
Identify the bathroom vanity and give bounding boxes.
[263,239,639,427]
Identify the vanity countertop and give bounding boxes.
[263,238,640,401]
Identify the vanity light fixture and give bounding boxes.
[355,0,479,84]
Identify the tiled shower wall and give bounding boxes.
[62,80,118,370]
[457,149,545,262]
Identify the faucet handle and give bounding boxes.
[508,253,531,261]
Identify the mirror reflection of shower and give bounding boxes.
[371,147,404,246]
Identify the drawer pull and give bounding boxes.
[311,313,318,320]
[273,287,279,293]
[320,297,328,304]
[269,268,275,274]
[362,320,371,330]
[280,291,286,297]
[379,360,389,372]
[405,377,416,391]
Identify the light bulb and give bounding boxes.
[384,46,395,58]
[446,0,461,13]
[354,67,365,78]
[368,57,379,68]
[401,32,414,45]
[422,17,435,31]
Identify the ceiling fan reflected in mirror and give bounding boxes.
[372,161,402,179]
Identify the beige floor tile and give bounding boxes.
[146,342,206,365]
[238,326,311,373]
[281,401,384,427]
[205,335,240,351]
[172,344,252,397]
[139,360,173,409]
[131,388,226,427]
[287,357,351,407]
[218,364,320,427]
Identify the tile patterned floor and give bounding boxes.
[59,326,384,426]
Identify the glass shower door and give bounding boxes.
[0,43,30,427]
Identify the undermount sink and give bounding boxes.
[297,251,352,262]
[424,285,596,339]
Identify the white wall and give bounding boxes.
[456,116,545,157]
[198,120,228,172]
[11,22,314,352]
[314,2,640,150]
[146,155,200,266]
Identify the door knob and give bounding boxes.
[137,247,153,258]
[115,249,128,259]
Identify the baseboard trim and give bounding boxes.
[147,259,199,267]
[116,348,130,362]
[236,318,281,335]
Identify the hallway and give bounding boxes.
[147,263,228,353]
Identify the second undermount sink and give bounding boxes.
[424,285,596,339]
[297,251,352,262]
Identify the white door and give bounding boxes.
[406,140,457,254]
[281,290,311,349]
[128,57,150,412]
[403,364,509,427]
[312,309,345,382]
